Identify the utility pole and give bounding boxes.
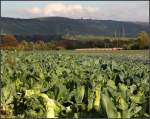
[117,31,120,48]
[122,26,125,40]
[114,31,117,48]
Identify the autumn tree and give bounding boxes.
[137,31,149,48]
[0,34,18,47]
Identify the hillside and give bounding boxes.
[0,17,149,37]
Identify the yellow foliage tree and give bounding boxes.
[137,31,149,47]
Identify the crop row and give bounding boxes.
[1,50,149,118]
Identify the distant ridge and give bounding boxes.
[0,16,149,37]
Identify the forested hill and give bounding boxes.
[0,17,149,37]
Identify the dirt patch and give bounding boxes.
[75,48,123,51]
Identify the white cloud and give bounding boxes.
[24,7,41,14]
[30,7,41,14]
[23,3,98,18]
[19,2,149,22]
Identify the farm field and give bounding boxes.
[1,50,149,118]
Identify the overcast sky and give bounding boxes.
[1,1,149,22]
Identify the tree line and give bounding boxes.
[0,31,149,50]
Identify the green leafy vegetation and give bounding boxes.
[0,50,149,118]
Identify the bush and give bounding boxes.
[130,43,140,50]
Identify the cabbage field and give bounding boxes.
[0,50,149,118]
